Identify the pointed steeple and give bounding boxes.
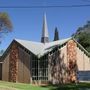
[41,13,49,43]
[54,27,59,41]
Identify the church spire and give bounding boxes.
[41,13,49,43]
[54,27,59,41]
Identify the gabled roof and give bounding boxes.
[1,37,90,59]
[15,39,45,57]
[15,38,71,58]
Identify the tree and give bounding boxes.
[0,50,4,56]
[54,27,59,41]
[0,12,12,42]
[72,21,90,52]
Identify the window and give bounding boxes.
[31,55,38,80]
[31,55,48,81]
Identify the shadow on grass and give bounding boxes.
[41,83,90,90]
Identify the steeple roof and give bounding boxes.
[41,13,49,43]
[42,13,49,37]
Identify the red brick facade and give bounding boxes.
[9,43,19,82]
[2,39,81,84]
[67,40,77,83]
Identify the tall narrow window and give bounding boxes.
[39,55,48,82]
[32,55,38,80]
[31,55,48,82]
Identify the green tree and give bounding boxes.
[0,12,12,42]
[54,27,59,41]
[0,50,4,56]
[72,21,90,52]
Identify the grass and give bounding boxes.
[0,81,49,90]
[0,81,90,90]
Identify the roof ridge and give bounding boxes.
[14,38,44,45]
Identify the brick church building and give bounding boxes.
[0,14,90,85]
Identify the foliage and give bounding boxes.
[0,50,4,56]
[54,27,59,41]
[72,21,90,52]
[0,12,12,42]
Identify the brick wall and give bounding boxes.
[9,42,19,82]
[67,40,77,83]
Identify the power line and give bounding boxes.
[0,4,90,8]
[81,0,90,2]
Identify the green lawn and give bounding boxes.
[0,81,90,90]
